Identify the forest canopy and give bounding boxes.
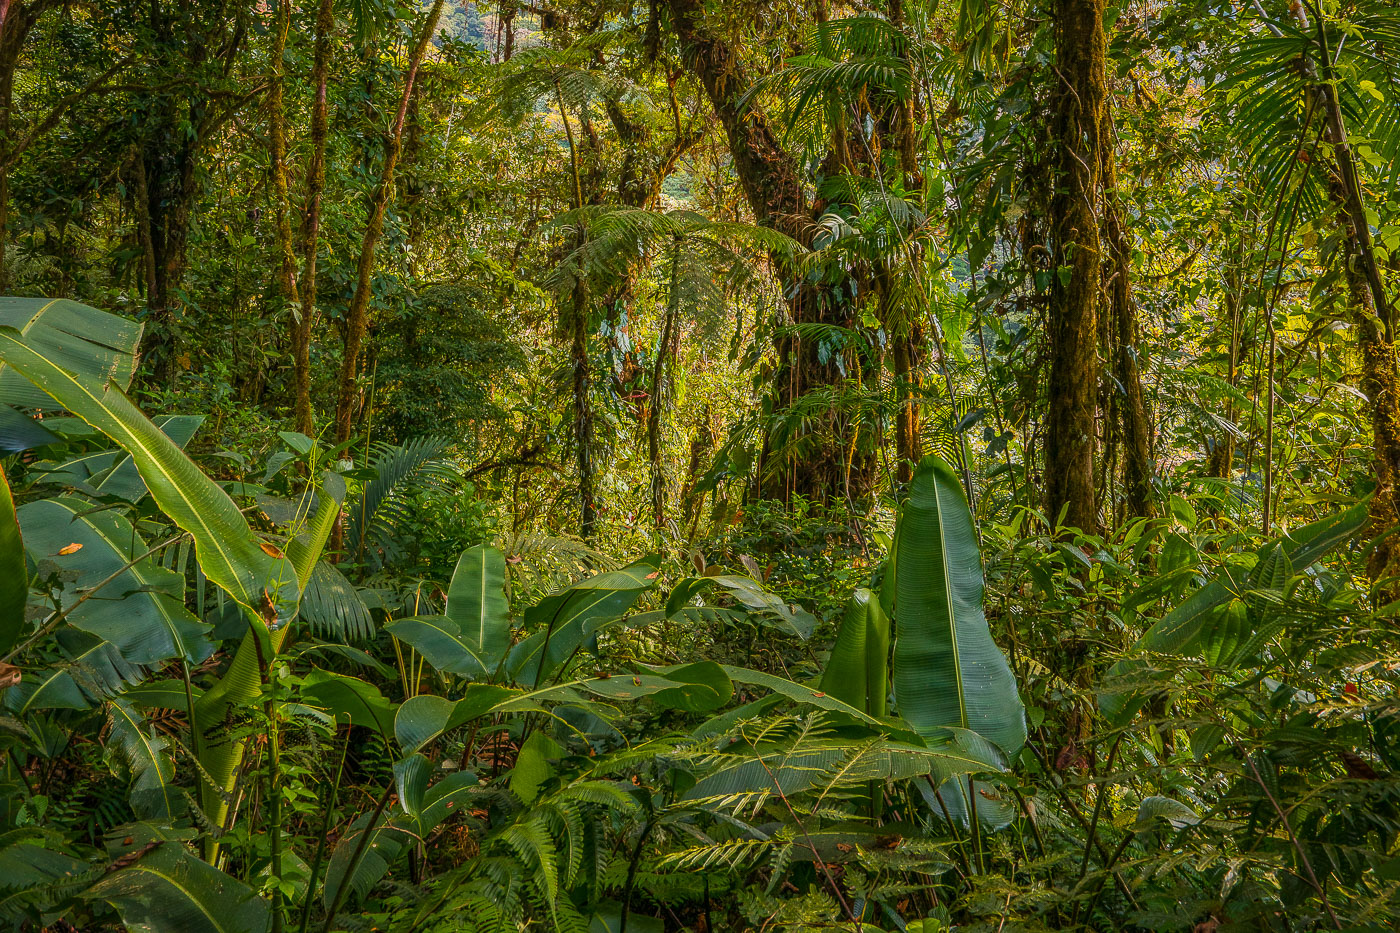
[0,0,1398,930]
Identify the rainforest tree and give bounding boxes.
[0,0,1397,930]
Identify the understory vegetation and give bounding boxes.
[0,0,1398,930]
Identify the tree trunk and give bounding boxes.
[570,276,597,538]
[1100,110,1153,519]
[1207,263,1242,480]
[1340,224,1400,588]
[140,125,199,385]
[891,328,922,485]
[294,0,334,436]
[669,0,875,507]
[268,0,300,313]
[649,241,682,531]
[0,1,46,293]
[882,0,923,486]
[270,0,301,303]
[135,0,247,388]
[1044,0,1106,535]
[130,149,158,301]
[332,0,444,445]
[1286,1,1400,587]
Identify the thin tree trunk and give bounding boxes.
[1101,110,1153,519]
[1208,262,1243,479]
[1044,0,1106,535]
[269,0,300,312]
[130,149,158,300]
[1300,7,1400,587]
[294,0,334,436]
[891,330,922,484]
[332,0,444,445]
[570,278,596,538]
[649,241,682,531]
[555,80,596,538]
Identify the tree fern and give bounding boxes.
[345,437,456,568]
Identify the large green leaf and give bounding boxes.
[446,544,510,669]
[683,739,992,804]
[394,685,526,752]
[391,664,732,754]
[84,840,270,933]
[8,633,147,713]
[386,614,488,677]
[819,588,890,718]
[506,557,661,685]
[387,543,508,675]
[0,328,298,625]
[38,415,205,502]
[892,457,1026,758]
[300,670,398,738]
[107,698,181,820]
[0,468,23,656]
[0,298,142,408]
[666,575,817,639]
[20,497,212,665]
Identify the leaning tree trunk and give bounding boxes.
[1044,0,1106,535]
[332,0,443,445]
[1302,8,1400,590]
[669,0,876,507]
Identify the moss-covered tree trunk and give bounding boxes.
[1045,0,1106,534]
[268,0,299,328]
[670,0,875,507]
[1100,110,1153,519]
[293,0,334,436]
[332,0,443,445]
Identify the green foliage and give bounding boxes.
[1,0,1399,924]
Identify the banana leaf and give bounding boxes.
[84,838,269,933]
[0,468,23,656]
[107,698,182,820]
[819,588,890,718]
[387,544,510,677]
[0,298,142,407]
[20,497,212,666]
[892,456,1025,758]
[36,414,205,502]
[506,557,661,685]
[0,328,299,625]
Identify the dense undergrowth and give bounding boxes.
[0,299,1396,933]
[3,0,1400,928]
